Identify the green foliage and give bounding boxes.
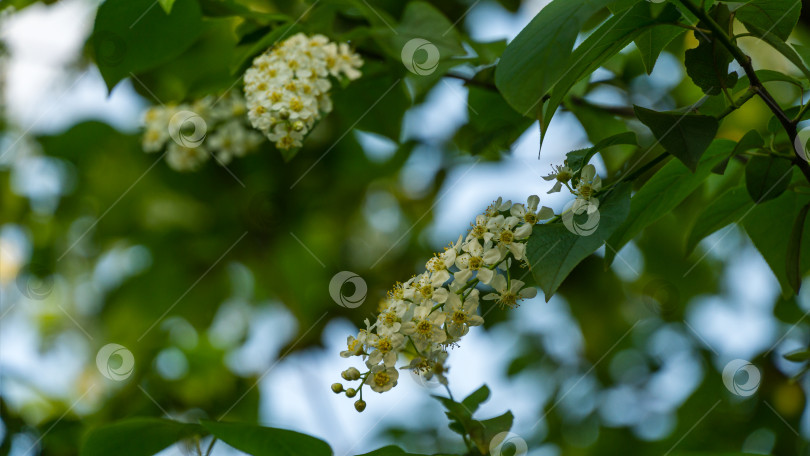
[92,0,203,91]
[734,0,800,42]
[634,106,719,172]
[432,385,513,455]
[201,421,332,456]
[527,183,632,301]
[684,3,737,95]
[81,418,204,456]
[605,140,734,265]
[495,0,616,116]
[685,186,754,255]
[744,155,792,203]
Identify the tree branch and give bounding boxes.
[680,0,810,183]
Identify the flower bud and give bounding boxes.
[342,367,361,381]
[354,399,366,412]
[345,388,357,398]
[331,383,344,394]
[279,110,290,120]
[292,120,305,132]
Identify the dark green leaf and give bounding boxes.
[744,155,793,203]
[713,129,763,174]
[684,4,737,95]
[605,139,734,265]
[742,22,810,80]
[685,186,755,254]
[455,86,533,157]
[743,187,810,296]
[636,25,686,74]
[201,421,332,456]
[784,348,810,362]
[787,202,810,293]
[332,72,410,141]
[231,23,298,76]
[735,0,800,41]
[81,418,204,456]
[528,183,632,300]
[634,106,719,171]
[469,411,514,455]
[541,3,681,135]
[461,385,490,413]
[494,0,617,116]
[92,0,203,91]
[566,131,638,175]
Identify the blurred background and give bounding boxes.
[2,0,810,455]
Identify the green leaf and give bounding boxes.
[454,85,533,157]
[331,72,410,141]
[377,1,465,61]
[158,0,175,14]
[713,129,763,174]
[634,106,719,171]
[527,183,632,300]
[787,202,810,293]
[684,4,737,95]
[566,131,638,175]
[81,418,204,456]
[743,187,810,296]
[92,0,203,91]
[494,0,617,116]
[744,155,793,203]
[735,0,800,42]
[685,186,755,255]
[605,139,734,265]
[541,3,681,135]
[469,411,514,455]
[742,22,810,80]
[201,421,332,456]
[784,348,810,362]
[231,23,298,76]
[461,385,491,413]
[636,24,686,74]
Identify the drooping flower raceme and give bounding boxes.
[243,33,363,151]
[141,91,263,172]
[333,196,552,411]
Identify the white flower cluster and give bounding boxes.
[243,33,363,151]
[544,163,602,211]
[141,91,263,172]
[333,196,553,411]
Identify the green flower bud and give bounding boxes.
[354,399,366,412]
[331,383,344,394]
